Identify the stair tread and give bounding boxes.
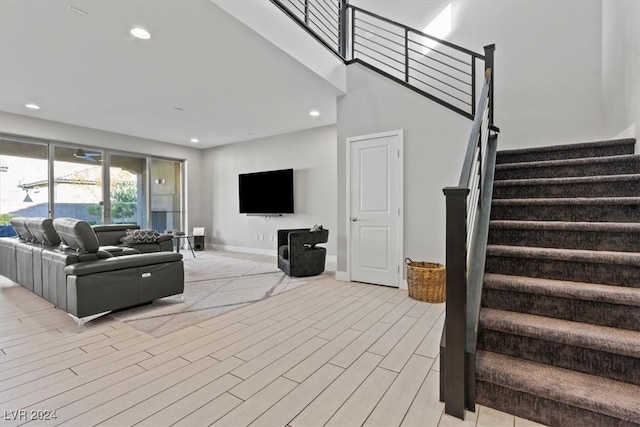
[494,173,640,186]
[483,139,640,424]
[489,220,640,232]
[476,350,640,423]
[487,245,640,266]
[480,308,640,357]
[492,196,640,206]
[496,138,636,157]
[484,273,640,307]
[495,153,640,170]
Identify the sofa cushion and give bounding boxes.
[93,224,140,246]
[53,218,100,253]
[65,252,183,276]
[120,243,162,253]
[120,229,160,244]
[26,218,61,245]
[10,217,33,241]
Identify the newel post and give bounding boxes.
[483,44,495,126]
[442,186,470,419]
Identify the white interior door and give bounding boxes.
[348,131,403,287]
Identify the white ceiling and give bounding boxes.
[0,0,343,149]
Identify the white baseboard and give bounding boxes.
[335,271,349,281]
[211,244,337,264]
[335,272,406,287]
[212,244,277,256]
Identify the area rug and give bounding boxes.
[109,250,334,337]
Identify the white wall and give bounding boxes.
[212,0,347,94]
[0,112,205,231]
[337,63,472,272]
[601,0,640,145]
[351,0,605,149]
[203,125,337,256]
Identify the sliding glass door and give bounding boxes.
[108,153,148,226]
[1,135,183,232]
[53,145,104,224]
[0,138,49,228]
[150,158,182,233]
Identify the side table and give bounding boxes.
[174,235,196,257]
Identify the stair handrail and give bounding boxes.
[269,0,487,120]
[441,48,498,419]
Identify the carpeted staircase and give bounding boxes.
[476,138,640,426]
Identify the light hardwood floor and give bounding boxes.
[0,252,542,427]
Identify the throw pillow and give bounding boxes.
[120,229,160,244]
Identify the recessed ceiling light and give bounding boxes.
[25,103,40,110]
[190,138,199,144]
[130,27,151,40]
[309,110,320,117]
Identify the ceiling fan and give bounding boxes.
[74,148,101,162]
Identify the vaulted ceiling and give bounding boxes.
[0,0,342,148]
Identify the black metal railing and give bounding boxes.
[350,5,482,119]
[270,0,487,120]
[441,45,498,419]
[270,0,345,57]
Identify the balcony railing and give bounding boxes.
[270,0,488,120]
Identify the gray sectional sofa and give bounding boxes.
[0,217,184,329]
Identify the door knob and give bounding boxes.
[351,217,359,222]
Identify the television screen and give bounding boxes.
[239,168,294,214]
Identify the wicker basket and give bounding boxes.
[405,258,446,303]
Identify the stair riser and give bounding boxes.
[493,180,640,199]
[491,203,640,222]
[481,139,640,426]
[478,330,640,385]
[476,381,639,427]
[488,228,640,252]
[496,143,635,164]
[495,160,640,180]
[485,256,640,287]
[482,288,640,332]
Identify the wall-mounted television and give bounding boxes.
[239,168,294,215]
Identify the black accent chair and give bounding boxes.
[277,228,329,277]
